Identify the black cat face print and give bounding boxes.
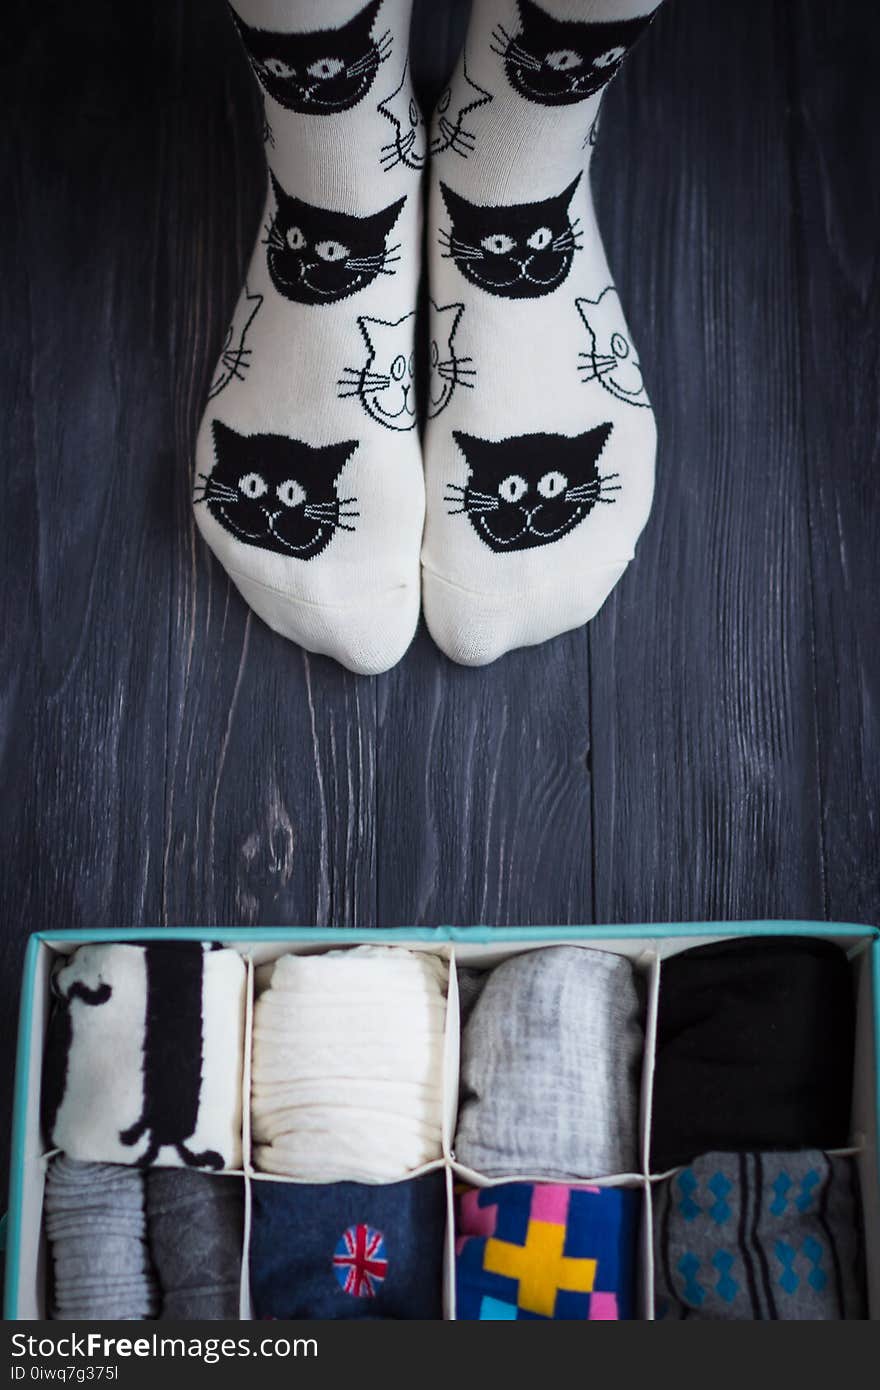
[265,172,405,304]
[492,0,653,105]
[448,425,618,551]
[208,285,263,400]
[428,300,475,418]
[230,0,391,114]
[337,313,418,430]
[378,60,427,171]
[196,422,359,559]
[430,50,493,159]
[576,289,650,406]
[439,176,582,298]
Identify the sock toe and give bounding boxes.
[422,561,629,666]
[227,567,420,675]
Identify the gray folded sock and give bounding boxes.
[146,1169,244,1320]
[454,946,644,1178]
[44,1156,158,1320]
[653,1150,867,1320]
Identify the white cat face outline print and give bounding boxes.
[428,300,475,418]
[208,284,263,399]
[378,59,427,171]
[337,313,417,431]
[576,288,650,407]
[430,49,493,159]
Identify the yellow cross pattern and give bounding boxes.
[484,1221,597,1317]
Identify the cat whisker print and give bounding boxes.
[198,422,359,559]
[338,312,418,430]
[493,0,656,106]
[490,25,542,72]
[193,471,239,505]
[435,115,476,158]
[450,425,615,552]
[437,356,475,383]
[229,0,390,114]
[438,175,582,297]
[430,49,493,160]
[575,289,651,406]
[266,172,405,304]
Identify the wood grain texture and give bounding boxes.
[1,0,879,1210]
[788,1,880,923]
[588,0,826,922]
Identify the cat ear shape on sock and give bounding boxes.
[438,175,582,299]
[265,171,405,304]
[229,0,391,114]
[447,424,618,552]
[576,289,651,407]
[337,313,418,431]
[492,0,655,105]
[197,421,359,559]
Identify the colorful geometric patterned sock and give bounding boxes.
[455,946,644,1178]
[653,1151,867,1320]
[194,0,423,674]
[651,937,856,1172]
[422,0,663,665]
[456,1182,640,1319]
[147,1170,245,1319]
[249,1172,447,1318]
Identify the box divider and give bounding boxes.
[641,1176,655,1320]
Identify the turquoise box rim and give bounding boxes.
[6,919,879,1318]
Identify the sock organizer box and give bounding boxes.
[5,923,879,1320]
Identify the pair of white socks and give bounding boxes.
[194,0,661,672]
[251,946,448,1180]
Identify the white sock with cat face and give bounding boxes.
[422,0,662,666]
[194,0,423,675]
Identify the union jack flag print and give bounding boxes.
[332,1225,389,1298]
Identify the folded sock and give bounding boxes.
[251,947,448,1181]
[249,1173,447,1319]
[455,946,643,1178]
[45,1157,158,1320]
[42,943,246,1170]
[456,1181,639,1320]
[651,937,856,1172]
[146,1170,244,1320]
[653,1150,867,1320]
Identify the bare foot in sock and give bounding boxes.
[194,0,423,674]
[422,0,661,665]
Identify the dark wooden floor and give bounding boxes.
[2,0,879,1197]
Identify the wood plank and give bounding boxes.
[789,0,880,925]
[588,0,825,922]
[377,624,594,927]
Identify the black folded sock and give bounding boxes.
[651,937,855,1172]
